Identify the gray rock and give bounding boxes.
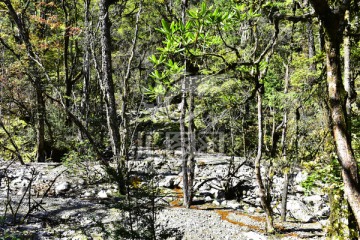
[55,181,70,195]
[243,231,266,240]
[97,190,108,199]
[247,206,256,214]
[212,200,221,206]
[294,171,308,184]
[226,200,241,209]
[204,196,213,202]
[159,175,176,188]
[316,207,330,218]
[287,199,315,222]
[303,195,322,205]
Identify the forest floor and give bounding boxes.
[0,160,326,239]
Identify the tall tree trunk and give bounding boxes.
[280,62,290,222]
[187,76,196,207]
[343,10,359,238]
[255,87,275,233]
[99,0,120,158]
[36,85,46,162]
[309,0,360,229]
[307,20,316,72]
[2,0,46,162]
[80,0,91,139]
[62,0,72,112]
[180,0,191,208]
[99,0,125,194]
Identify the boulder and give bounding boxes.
[97,190,108,199]
[294,171,308,184]
[226,200,242,209]
[303,195,322,205]
[159,175,177,188]
[287,199,315,222]
[55,181,70,195]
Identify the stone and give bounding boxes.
[226,200,241,209]
[294,171,308,184]
[247,207,256,214]
[303,195,322,205]
[287,199,315,222]
[97,190,108,199]
[159,175,176,188]
[243,231,266,240]
[212,200,221,206]
[17,186,27,196]
[294,185,305,193]
[316,207,330,218]
[55,181,70,195]
[83,191,92,198]
[77,179,86,185]
[204,196,213,202]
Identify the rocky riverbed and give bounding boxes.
[0,150,328,239]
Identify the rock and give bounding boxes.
[210,189,225,199]
[316,207,330,218]
[17,186,27,196]
[226,200,241,209]
[287,199,315,222]
[247,207,256,214]
[77,179,86,185]
[295,171,308,184]
[97,190,108,199]
[83,191,92,198]
[204,196,213,202]
[159,175,176,188]
[303,195,322,205]
[294,185,305,193]
[55,181,70,195]
[212,200,221,206]
[243,231,266,240]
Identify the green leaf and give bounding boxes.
[201,2,207,16]
[161,19,171,34]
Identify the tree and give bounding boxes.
[0,0,47,162]
[309,0,360,229]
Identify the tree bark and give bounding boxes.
[343,10,359,238]
[309,0,360,229]
[180,0,192,208]
[99,0,125,194]
[80,0,91,139]
[254,88,275,233]
[99,0,121,158]
[187,76,196,207]
[280,62,290,222]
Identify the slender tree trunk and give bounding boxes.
[80,0,91,139]
[310,0,360,229]
[280,62,290,222]
[343,10,359,239]
[99,0,125,194]
[187,76,196,207]
[62,0,72,113]
[307,20,316,71]
[180,0,191,208]
[326,28,360,233]
[120,1,141,164]
[99,0,121,158]
[180,64,189,207]
[35,85,46,162]
[255,88,275,233]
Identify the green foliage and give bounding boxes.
[0,117,36,162]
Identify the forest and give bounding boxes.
[1,0,360,239]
